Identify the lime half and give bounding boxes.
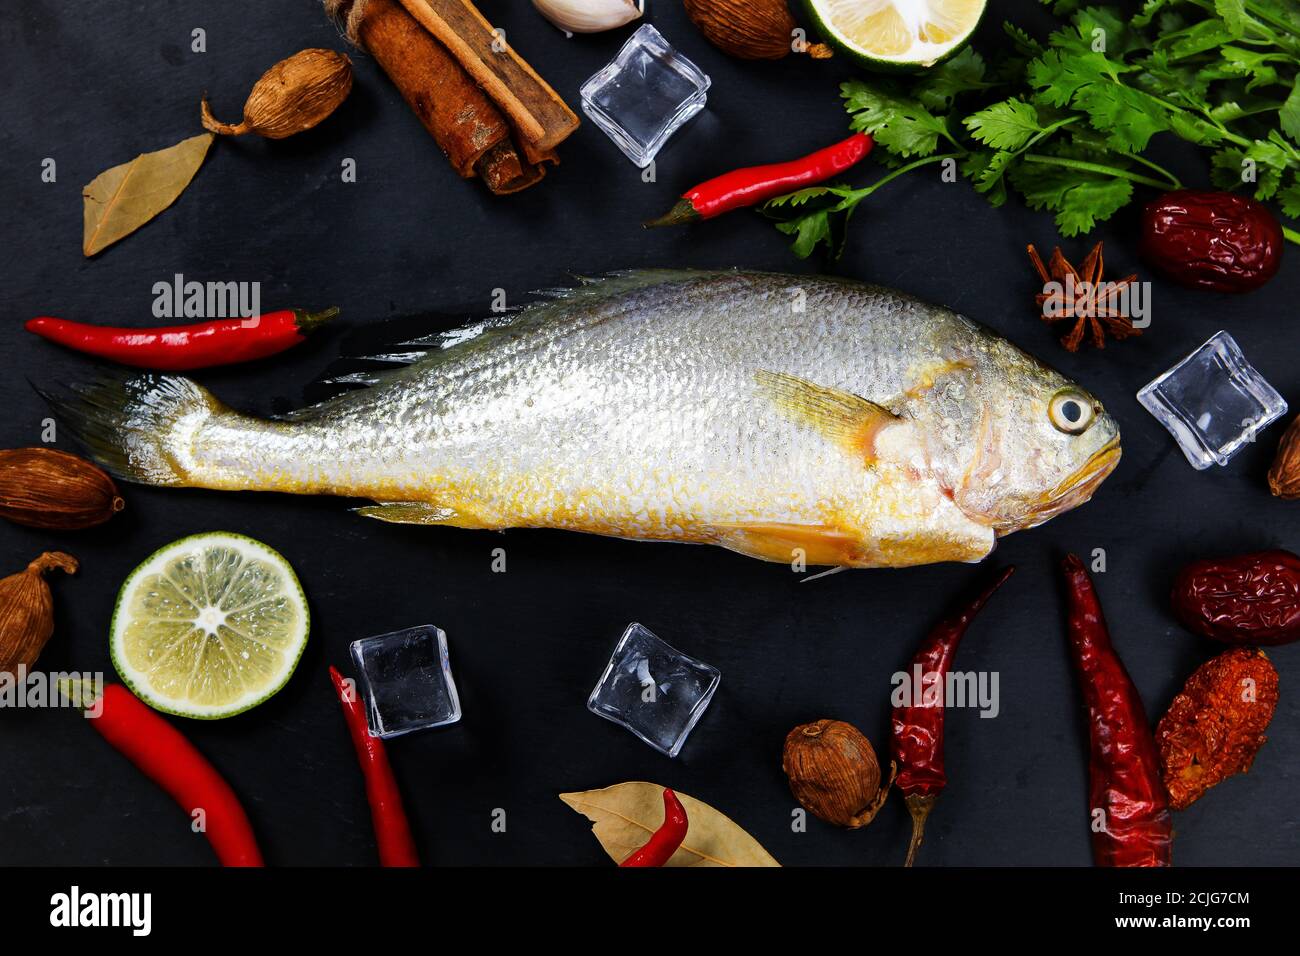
[111,532,309,718]
[805,0,986,69]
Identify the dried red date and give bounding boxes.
[1156,647,1278,810]
[1172,550,1300,645]
[1139,190,1283,293]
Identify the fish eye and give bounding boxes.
[1049,389,1096,435]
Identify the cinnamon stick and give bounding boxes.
[325,0,548,194]
[397,0,580,152]
[474,141,539,195]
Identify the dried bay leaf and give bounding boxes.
[559,781,780,867]
[82,133,214,256]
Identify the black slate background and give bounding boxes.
[0,0,1297,867]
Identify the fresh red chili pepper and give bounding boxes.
[619,788,688,867]
[329,666,420,867]
[62,680,263,866]
[25,307,338,371]
[643,133,873,228]
[890,565,1014,867]
[1061,554,1172,867]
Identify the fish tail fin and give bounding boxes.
[35,372,224,486]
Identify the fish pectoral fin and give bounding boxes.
[755,369,899,464]
[712,521,862,567]
[355,502,495,529]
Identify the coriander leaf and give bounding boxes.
[1268,128,1300,161]
[1214,0,1246,36]
[1195,62,1243,87]
[1210,147,1249,189]
[1136,47,1213,102]
[1007,156,1074,209]
[1133,0,1177,28]
[1054,177,1133,235]
[1027,48,1110,107]
[1157,11,1186,33]
[1073,6,1143,56]
[989,53,1031,87]
[960,150,1010,206]
[1279,181,1300,218]
[964,99,1043,150]
[973,150,1017,195]
[1210,101,1247,123]
[1246,136,1290,198]
[841,81,949,157]
[1004,21,1043,57]
[872,150,918,170]
[764,186,833,209]
[1219,46,1283,92]
[863,114,949,158]
[1073,82,1168,151]
[1256,167,1285,201]
[775,209,834,259]
[1041,22,1097,60]
[1168,110,1225,145]
[1009,158,1133,235]
[1162,19,1238,58]
[1067,125,1119,155]
[915,48,988,111]
[959,149,994,182]
[1041,0,1083,16]
[1281,78,1300,143]
[1275,5,1300,35]
[773,1,1300,260]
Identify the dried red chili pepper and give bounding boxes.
[1171,550,1300,646]
[643,133,873,227]
[329,666,420,867]
[61,680,263,866]
[1139,190,1283,293]
[619,788,688,867]
[1062,554,1172,867]
[1156,647,1278,810]
[26,307,338,371]
[890,565,1014,867]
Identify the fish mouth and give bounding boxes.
[1038,436,1122,519]
[991,436,1121,534]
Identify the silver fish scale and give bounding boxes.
[325,276,929,502]
[177,271,1118,565]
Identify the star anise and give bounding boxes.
[1027,242,1141,351]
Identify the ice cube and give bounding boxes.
[1137,330,1287,470]
[579,24,710,168]
[587,622,720,757]
[349,625,462,738]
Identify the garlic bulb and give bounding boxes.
[532,0,643,34]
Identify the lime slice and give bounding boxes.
[111,532,309,719]
[805,0,986,69]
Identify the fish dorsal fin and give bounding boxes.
[533,269,709,305]
[280,270,712,422]
[755,369,900,463]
